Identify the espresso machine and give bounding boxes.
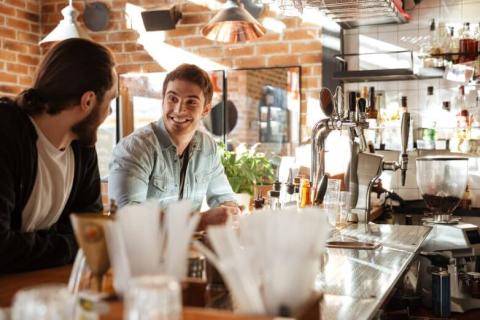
[416,156,480,312]
[420,223,480,312]
[311,87,410,222]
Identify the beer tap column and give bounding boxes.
[400,112,410,186]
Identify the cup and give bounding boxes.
[11,284,75,320]
[337,191,351,228]
[323,179,341,226]
[125,275,182,320]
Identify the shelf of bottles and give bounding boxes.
[420,19,480,81]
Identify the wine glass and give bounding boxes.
[416,156,468,223]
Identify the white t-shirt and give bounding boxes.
[21,118,75,232]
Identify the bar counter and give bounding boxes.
[0,224,434,320]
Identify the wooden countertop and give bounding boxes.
[0,265,71,307]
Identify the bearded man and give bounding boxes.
[0,38,117,273]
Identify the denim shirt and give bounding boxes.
[108,118,236,211]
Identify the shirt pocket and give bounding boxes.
[193,170,214,198]
[151,174,173,193]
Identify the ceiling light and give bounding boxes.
[201,0,266,43]
[39,0,91,45]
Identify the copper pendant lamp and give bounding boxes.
[201,0,266,43]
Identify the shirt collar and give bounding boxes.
[157,117,202,152]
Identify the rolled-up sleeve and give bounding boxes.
[108,133,156,208]
[206,144,236,207]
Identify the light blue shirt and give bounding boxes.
[108,118,236,211]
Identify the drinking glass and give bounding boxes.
[338,191,351,228]
[125,275,182,320]
[11,284,75,320]
[323,179,341,226]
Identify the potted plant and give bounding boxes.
[219,143,275,208]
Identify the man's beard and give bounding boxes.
[71,102,102,146]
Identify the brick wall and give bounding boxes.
[0,0,40,97]
[40,0,323,134]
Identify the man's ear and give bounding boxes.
[79,91,96,113]
[202,102,212,117]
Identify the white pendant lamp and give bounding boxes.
[39,0,91,45]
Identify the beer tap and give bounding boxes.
[382,112,410,186]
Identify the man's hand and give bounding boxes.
[198,205,239,231]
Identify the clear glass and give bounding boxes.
[11,285,75,320]
[125,275,182,320]
[337,191,351,228]
[416,157,468,221]
[324,179,341,226]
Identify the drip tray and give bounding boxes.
[326,241,381,250]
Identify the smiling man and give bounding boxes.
[108,64,238,228]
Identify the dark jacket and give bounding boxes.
[0,98,103,273]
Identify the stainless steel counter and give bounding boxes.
[319,224,431,320]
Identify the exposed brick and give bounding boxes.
[166,26,198,37]
[106,43,123,52]
[267,55,299,66]
[257,32,280,42]
[26,2,39,13]
[8,63,29,74]
[0,85,21,95]
[108,31,138,42]
[165,38,182,47]
[130,53,155,63]
[179,14,210,25]
[183,37,213,47]
[283,17,301,28]
[18,75,31,86]
[198,47,224,58]
[16,9,38,23]
[291,42,322,53]
[3,40,29,52]
[142,63,165,73]
[0,50,17,62]
[256,43,289,55]
[224,46,254,57]
[91,34,108,43]
[302,77,320,89]
[0,73,18,83]
[124,43,144,52]
[233,57,266,69]
[114,53,130,65]
[116,64,142,74]
[17,31,38,43]
[18,54,39,66]
[0,27,16,40]
[9,0,26,9]
[300,54,322,64]
[0,15,5,25]
[0,4,15,16]
[283,29,319,41]
[181,3,210,13]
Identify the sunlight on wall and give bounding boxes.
[125,2,226,71]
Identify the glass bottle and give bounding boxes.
[401,96,408,114]
[422,86,437,148]
[269,190,281,210]
[459,22,476,63]
[367,86,378,120]
[299,179,312,208]
[449,26,460,64]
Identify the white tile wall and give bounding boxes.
[342,0,480,205]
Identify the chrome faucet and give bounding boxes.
[311,86,410,222]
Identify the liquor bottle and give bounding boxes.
[449,26,460,64]
[367,86,378,120]
[422,86,437,148]
[459,22,476,63]
[401,96,408,114]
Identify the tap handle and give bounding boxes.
[400,112,410,186]
[401,112,410,155]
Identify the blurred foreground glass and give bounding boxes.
[125,275,182,320]
[323,179,341,226]
[12,285,75,320]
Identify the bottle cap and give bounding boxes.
[273,180,281,191]
[269,190,280,198]
[287,183,295,195]
[401,96,407,107]
[294,186,299,193]
[254,197,265,209]
[442,101,450,111]
[427,86,434,95]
